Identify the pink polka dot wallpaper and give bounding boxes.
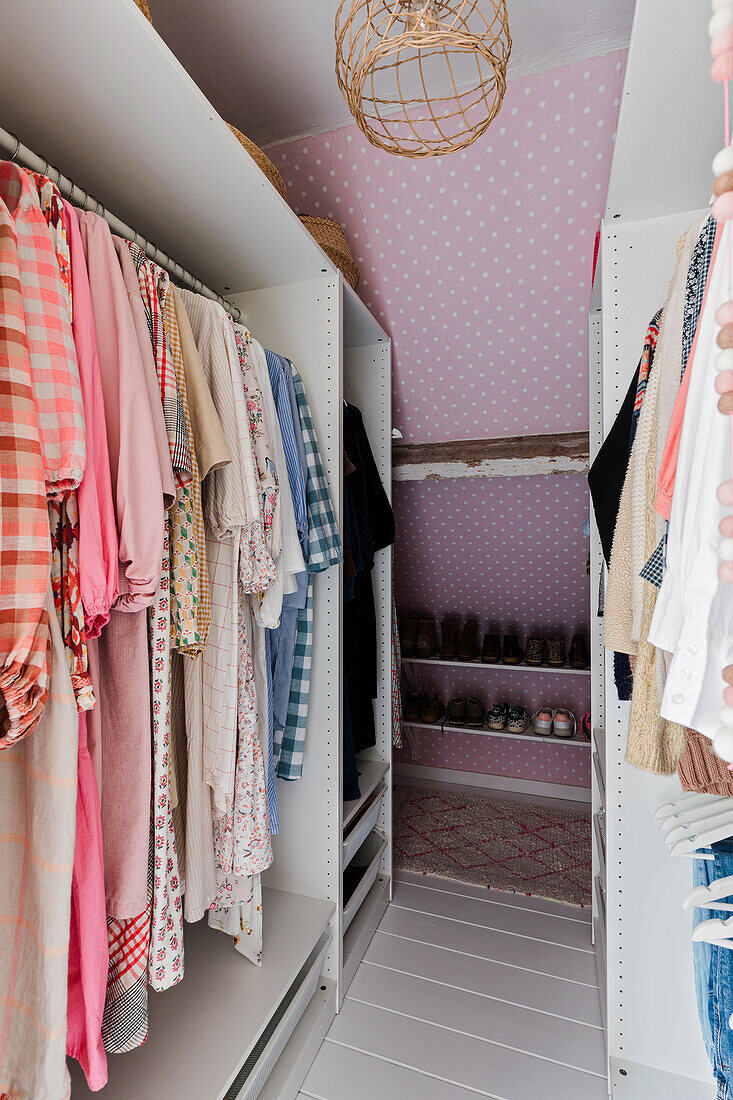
[392,475,591,787]
[271,50,626,790]
[270,49,625,444]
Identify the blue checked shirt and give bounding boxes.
[276,365,342,781]
[265,350,308,555]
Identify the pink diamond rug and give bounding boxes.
[393,784,591,907]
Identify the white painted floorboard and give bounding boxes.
[301,870,607,1100]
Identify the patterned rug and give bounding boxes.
[393,784,591,907]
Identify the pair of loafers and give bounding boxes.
[403,692,445,724]
[447,696,485,727]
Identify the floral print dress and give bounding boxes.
[129,246,187,993]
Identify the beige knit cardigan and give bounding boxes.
[604,220,703,773]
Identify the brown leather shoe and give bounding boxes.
[457,619,480,661]
[400,619,418,658]
[466,697,486,727]
[481,632,501,663]
[502,634,523,665]
[447,697,467,726]
[524,635,546,666]
[415,619,438,659]
[547,634,566,667]
[421,694,445,724]
[569,633,590,669]
[402,692,421,722]
[440,618,460,661]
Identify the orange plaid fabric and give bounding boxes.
[0,199,51,746]
[0,162,85,498]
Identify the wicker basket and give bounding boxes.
[132,0,153,22]
[226,124,287,202]
[299,216,361,289]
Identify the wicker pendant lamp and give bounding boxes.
[335,0,511,158]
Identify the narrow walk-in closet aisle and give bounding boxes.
[299,872,605,1099]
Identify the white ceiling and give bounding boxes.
[147,0,634,147]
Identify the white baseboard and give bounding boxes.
[394,762,591,804]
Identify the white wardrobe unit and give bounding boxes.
[593,0,722,1095]
[0,0,393,1097]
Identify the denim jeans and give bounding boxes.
[692,840,733,1099]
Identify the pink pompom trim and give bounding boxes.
[712,27,733,57]
[712,50,733,83]
[717,300,733,326]
[714,190,733,221]
[718,479,733,505]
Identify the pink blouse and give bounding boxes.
[62,200,119,637]
[77,212,166,611]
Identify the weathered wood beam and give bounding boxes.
[392,431,589,482]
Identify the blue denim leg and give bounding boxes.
[693,852,717,1068]
[706,841,733,1098]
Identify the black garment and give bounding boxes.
[342,403,395,798]
[588,363,640,567]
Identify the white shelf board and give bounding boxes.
[343,758,390,831]
[68,888,334,1100]
[402,721,591,748]
[402,656,590,676]
[0,0,336,295]
[343,280,390,349]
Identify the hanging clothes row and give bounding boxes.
[589,201,733,1096]
[590,209,720,781]
[0,158,342,1100]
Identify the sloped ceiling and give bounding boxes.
[147,0,634,146]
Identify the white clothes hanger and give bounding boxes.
[670,813,733,856]
[661,798,733,831]
[683,875,733,911]
[665,806,733,845]
[655,794,725,820]
[692,916,733,948]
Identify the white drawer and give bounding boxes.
[343,782,386,870]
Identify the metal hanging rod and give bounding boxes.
[0,127,241,321]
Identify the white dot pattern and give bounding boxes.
[394,473,591,787]
[269,50,626,443]
[394,474,591,635]
[268,52,621,789]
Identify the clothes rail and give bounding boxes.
[0,126,242,321]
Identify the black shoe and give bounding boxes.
[481,632,501,663]
[502,634,523,665]
[486,702,509,730]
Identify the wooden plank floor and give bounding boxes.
[299,871,607,1100]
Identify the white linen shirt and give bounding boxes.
[648,220,733,740]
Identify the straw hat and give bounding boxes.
[132,0,153,22]
[299,217,361,289]
[226,124,287,202]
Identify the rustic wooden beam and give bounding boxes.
[392,430,589,482]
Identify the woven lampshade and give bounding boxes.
[335,0,511,158]
[226,124,288,201]
[299,217,361,288]
[132,0,153,22]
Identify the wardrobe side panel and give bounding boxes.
[605,0,718,225]
[232,279,343,978]
[601,214,714,1092]
[344,342,393,888]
